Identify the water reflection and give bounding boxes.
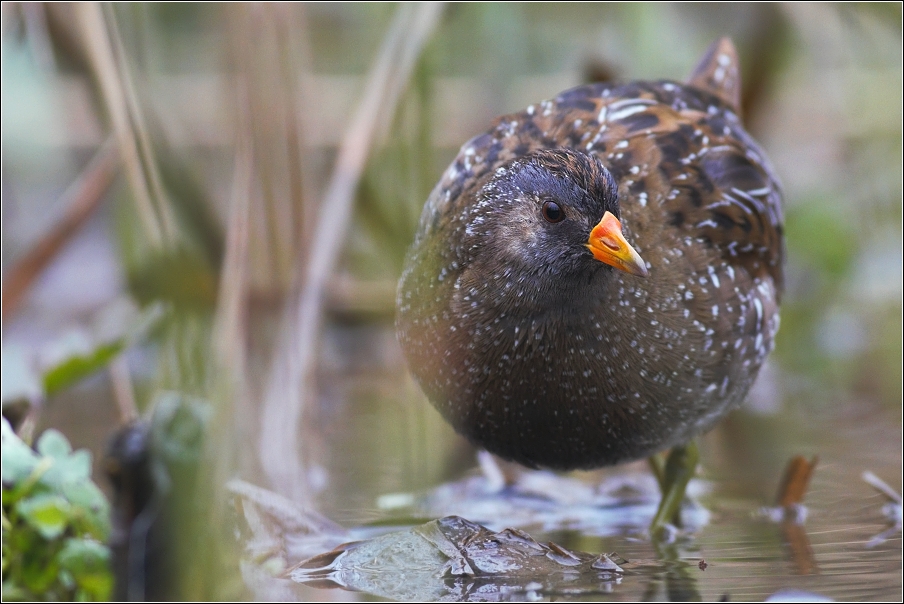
[225,368,901,602]
[643,541,702,602]
[781,521,817,576]
[223,319,899,602]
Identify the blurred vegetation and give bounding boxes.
[2,422,112,601]
[1,2,901,600]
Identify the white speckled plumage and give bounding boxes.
[396,39,783,470]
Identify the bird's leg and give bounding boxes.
[649,441,700,535]
[648,452,667,492]
[477,450,510,492]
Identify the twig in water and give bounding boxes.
[775,455,818,508]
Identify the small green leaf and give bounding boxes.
[42,342,123,397]
[151,391,212,464]
[33,430,93,490]
[58,538,113,600]
[60,481,110,540]
[41,449,92,489]
[17,493,71,540]
[1,418,39,487]
[38,304,165,398]
[6,457,52,505]
[20,548,62,594]
[59,480,108,516]
[68,450,92,481]
[36,429,72,460]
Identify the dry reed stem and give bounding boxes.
[101,3,179,243]
[75,3,166,248]
[2,138,119,321]
[278,3,319,265]
[245,6,295,289]
[204,96,255,528]
[258,3,445,500]
[229,4,303,294]
[212,93,254,380]
[217,5,317,485]
[109,355,139,424]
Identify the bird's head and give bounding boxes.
[464,148,648,289]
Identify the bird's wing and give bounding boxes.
[538,81,785,295]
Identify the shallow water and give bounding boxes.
[239,332,902,602]
[25,317,902,601]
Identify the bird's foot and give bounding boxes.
[648,441,700,539]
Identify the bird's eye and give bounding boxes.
[542,201,565,223]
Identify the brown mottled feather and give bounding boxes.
[688,37,742,113]
[397,41,784,470]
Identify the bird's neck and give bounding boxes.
[469,264,624,329]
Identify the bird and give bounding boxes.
[396,39,783,530]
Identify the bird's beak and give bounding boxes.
[586,211,649,277]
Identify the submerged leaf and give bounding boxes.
[290,516,626,601]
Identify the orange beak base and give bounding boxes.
[586,211,649,277]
